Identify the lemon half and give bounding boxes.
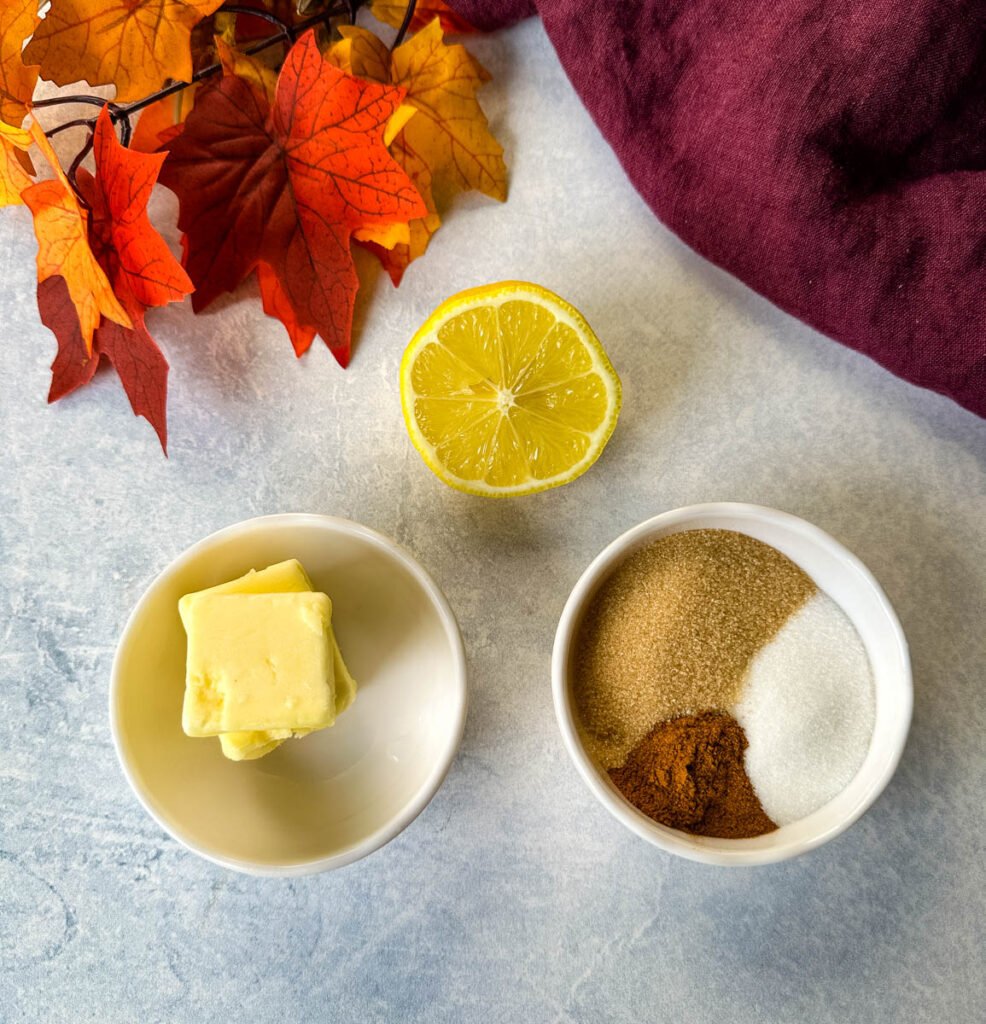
[400,282,621,497]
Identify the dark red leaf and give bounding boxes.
[39,276,170,451]
[159,30,427,365]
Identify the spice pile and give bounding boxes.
[573,529,875,838]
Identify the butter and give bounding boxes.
[180,560,357,760]
[218,729,294,761]
[218,623,356,759]
[178,559,314,628]
[181,591,336,737]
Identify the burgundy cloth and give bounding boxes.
[451,0,986,418]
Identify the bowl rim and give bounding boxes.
[551,501,912,867]
[110,512,468,877]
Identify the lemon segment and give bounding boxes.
[401,282,621,497]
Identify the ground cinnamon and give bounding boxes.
[609,711,776,838]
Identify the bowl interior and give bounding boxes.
[113,516,465,873]
[555,504,911,865]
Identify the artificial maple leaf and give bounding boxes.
[364,135,440,284]
[256,261,314,356]
[24,0,226,103]
[39,276,170,450]
[370,0,477,35]
[22,123,131,351]
[85,107,194,310]
[159,29,427,365]
[329,20,504,283]
[37,107,192,450]
[215,38,278,100]
[217,37,417,258]
[328,30,437,281]
[0,120,34,206]
[389,20,505,201]
[0,1,40,126]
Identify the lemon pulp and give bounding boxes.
[400,282,621,497]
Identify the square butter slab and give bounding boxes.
[182,591,336,737]
[178,559,313,631]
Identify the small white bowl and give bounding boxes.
[111,514,467,876]
[552,502,912,866]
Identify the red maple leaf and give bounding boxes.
[159,29,427,366]
[39,107,193,451]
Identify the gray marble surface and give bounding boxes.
[2,18,985,1024]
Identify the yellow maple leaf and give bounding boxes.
[329,20,504,282]
[215,37,279,101]
[332,27,393,83]
[378,134,440,278]
[0,1,39,126]
[21,123,131,351]
[389,19,505,201]
[0,121,34,206]
[24,0,225,103]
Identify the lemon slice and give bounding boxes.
[400,282,621,497]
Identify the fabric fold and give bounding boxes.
[449,0,986,417]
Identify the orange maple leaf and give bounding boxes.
[159,30,428,365]
[24,0,225,103]
[38,107,193,450]
[0,1,40,126]
[84,107,194,311]
[330,19,505,283]
[218,36,416,257]
[0,120,34,206]
[370,0,478,35]
[22,123,131,351]
[130,88,199,154]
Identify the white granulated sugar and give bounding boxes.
[734,592,875,825]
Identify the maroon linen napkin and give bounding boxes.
[450,0,986,418]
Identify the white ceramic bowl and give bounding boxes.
[552,502,911,866]
[111,514,467,876]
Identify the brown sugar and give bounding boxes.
[572,529,814,768]
[609,712,776,838]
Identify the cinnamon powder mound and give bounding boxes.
[609,711,776,838]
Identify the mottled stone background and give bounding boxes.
[1,19,984,1024]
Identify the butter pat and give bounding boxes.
[217,616,357,760]
[218,729,297,761]
[180,560,358,760]
[178,559,313,629]
[181,591,336,737]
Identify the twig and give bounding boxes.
[67,138,95,210]
[43,117,97,138]
[392,0,418,48]
[33,95,122,113]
